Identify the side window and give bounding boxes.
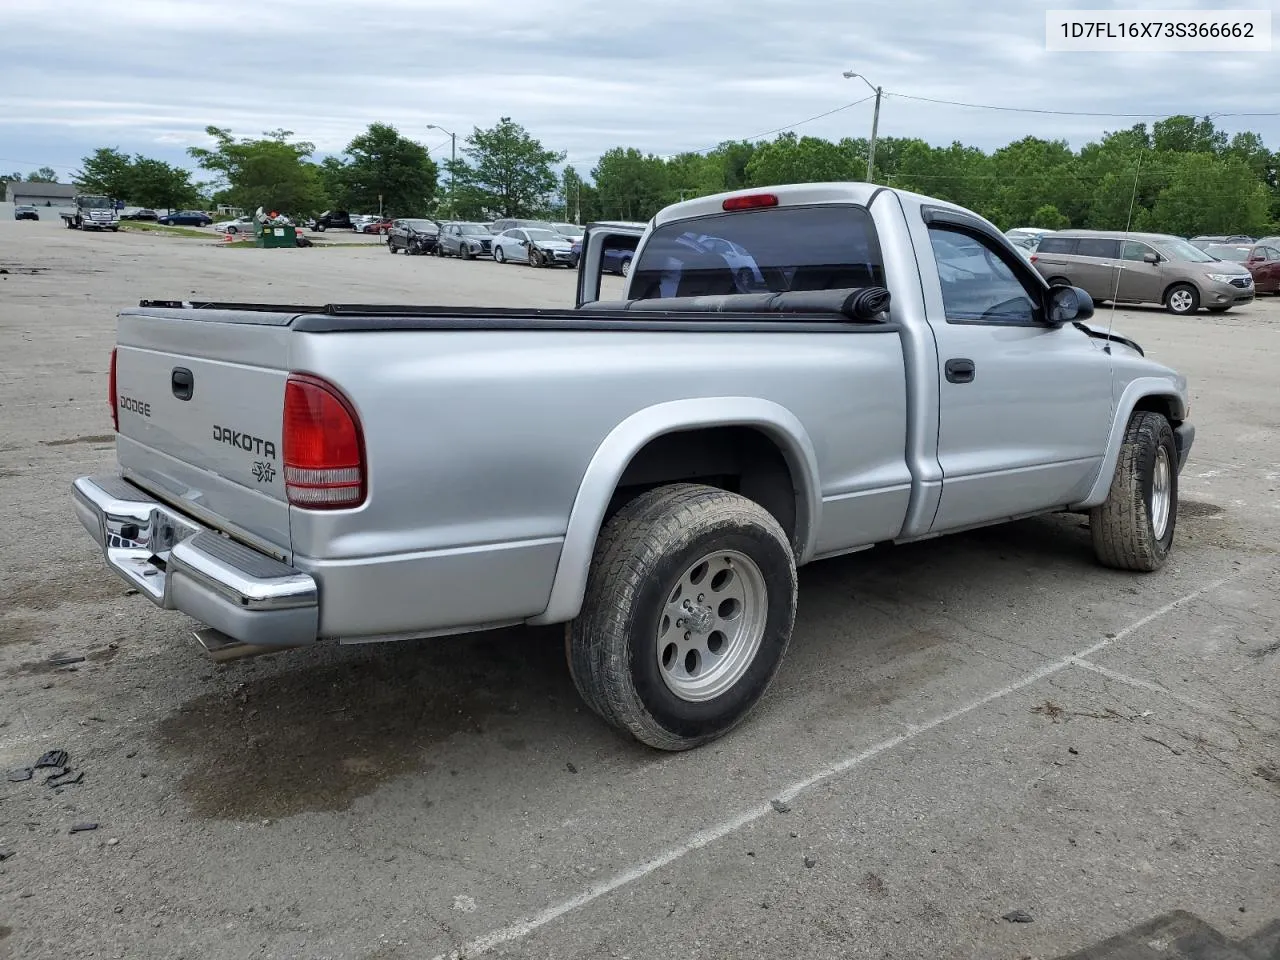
[1076,238,1120,259]
[1263,246,1280,260]
[1036,236,1076,255]
[1120,241,1153,262]
[928,227,1041,324]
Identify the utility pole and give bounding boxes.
[427,124,457,216]
[842,71,882,184]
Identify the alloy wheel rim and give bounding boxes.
[1151,446,1172,540]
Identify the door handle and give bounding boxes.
[945,358,976,384]
[171,367,194,401]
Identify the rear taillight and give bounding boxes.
[1029,254,1038,263]
[722,193,778,211]
[109,348,119,432]
[282,374,366,509]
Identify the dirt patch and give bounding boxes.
[40,434,115,447]
[6,642,120,676]
[153,625,577,821]
[1179,499,1224,518]
[0,615,45,646]
[5,570,123,611]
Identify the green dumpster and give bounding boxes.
[254,221,297,248]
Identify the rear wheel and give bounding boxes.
[1090,411,1178,572]
[1046,275,1070,287]
[567,483,798,750]
[1164,283,1199,315]
[620,257,632,277]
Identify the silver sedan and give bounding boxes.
[491,228,578,268]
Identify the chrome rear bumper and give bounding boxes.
[72,475,318,650]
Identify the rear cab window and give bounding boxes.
[629,205,886,300]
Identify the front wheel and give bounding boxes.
[315,223,326,232]
[1164,283,1199,315]
[620,257,632,278]
[494,245,506,263]
[1090,411,1178,572]
[567,483,798,751]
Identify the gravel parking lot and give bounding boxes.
[1,217,1277,960]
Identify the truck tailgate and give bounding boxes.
[113,307,296,555]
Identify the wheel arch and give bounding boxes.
[527,398,822,626]
[1071,378,1188,509]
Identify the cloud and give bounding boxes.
[2,0,1276,180]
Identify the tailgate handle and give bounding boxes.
[171,367,194,401]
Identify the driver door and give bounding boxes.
[923,224,1115,533]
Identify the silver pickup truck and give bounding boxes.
[73,182,1194,751]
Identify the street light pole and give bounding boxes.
[427,123,457,217]
[842,71,882,184]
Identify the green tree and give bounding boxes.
[446,117,565,218]
[317,156,350,209]
[338,122,438,217]
[75,147,135,198]
[1151,153,1273,236]
[1029,204,1070,229]
[591,147,668,220]
[561,165,598,223]
[1152,115,1227,155]
[188,127,328,216]
[25,167,59,182]
[745,133,859,186]
[128,157,199,211]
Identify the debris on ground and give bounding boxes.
[47,655,86,666]
[770,799,791,814]
[47,770,84,788]
[35,750,68,769]
[69,822,98,834]
[5,768,33,783]
[804,855,818,869]
[1003,909,1034,923]
[1031,701,1064,722]
[0,849,15,862]
[565,762,578,774]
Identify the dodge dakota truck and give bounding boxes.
[72,182,1194,751]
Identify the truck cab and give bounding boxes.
[61,195,120,231]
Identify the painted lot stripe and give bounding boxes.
[433,568,1257,959]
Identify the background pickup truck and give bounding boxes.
[73,182,1194,751]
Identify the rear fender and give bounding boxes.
[526,397,822,625]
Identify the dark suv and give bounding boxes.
[313,210,355,231]
[387,218,440,255]
[436,221,494,259]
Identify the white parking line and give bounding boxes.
[431,569,1250,960]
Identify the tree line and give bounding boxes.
[65,113,1280,235]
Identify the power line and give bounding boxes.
[888,92,1280,120]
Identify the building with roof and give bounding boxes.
[4,181,80,207]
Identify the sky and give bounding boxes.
[2,0,1277,184]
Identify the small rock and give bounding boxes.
[789,832,798,839]
[1068,747,1079,755]
[124,589,139,596]
[126,751,137,759]
[5,768,33,783]
[770,799,791,814]
[261,819,271,826]
[1003,909,1034,923]
[69,822,99,834]
[0,849,15,862]
[566,762,578,774]
[113,905,124,914]
[107,838,120,847]
[804,855,817,869]
[746,851,755,858]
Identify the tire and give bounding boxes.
[110,227,118,232]
[620,257,632,277]
[494,245,506,263]
[388,239,397,253]
[463,246,474,261]
[1164,283,1199,315]
[1046,275,1070,287]
[227,226,238,235]
[567,483,798,750]
[315,223,326,232]
[1089,411,1178,572]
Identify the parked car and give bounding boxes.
[313,210,355,231]
[436,221,494,259]
[490,217,555,234]
[552,222,585,242]
[120,209,158,222]
[73,181,1194,751]
[157,210,213,227]
[604,246,635,276]
[492,227,577,267]
[1006,227,1055,251]
[362,217,393,235]
[1030,230,1254,314]
[387,218,440,255]
[1203,242,1280,294]
[213,216,255,234]
[1188,234,1253,249]
[14,205,39,221]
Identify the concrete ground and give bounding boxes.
[0,217,1276,960]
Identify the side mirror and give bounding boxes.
[1047,284,1094,325]
[1143,252,1159,264]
